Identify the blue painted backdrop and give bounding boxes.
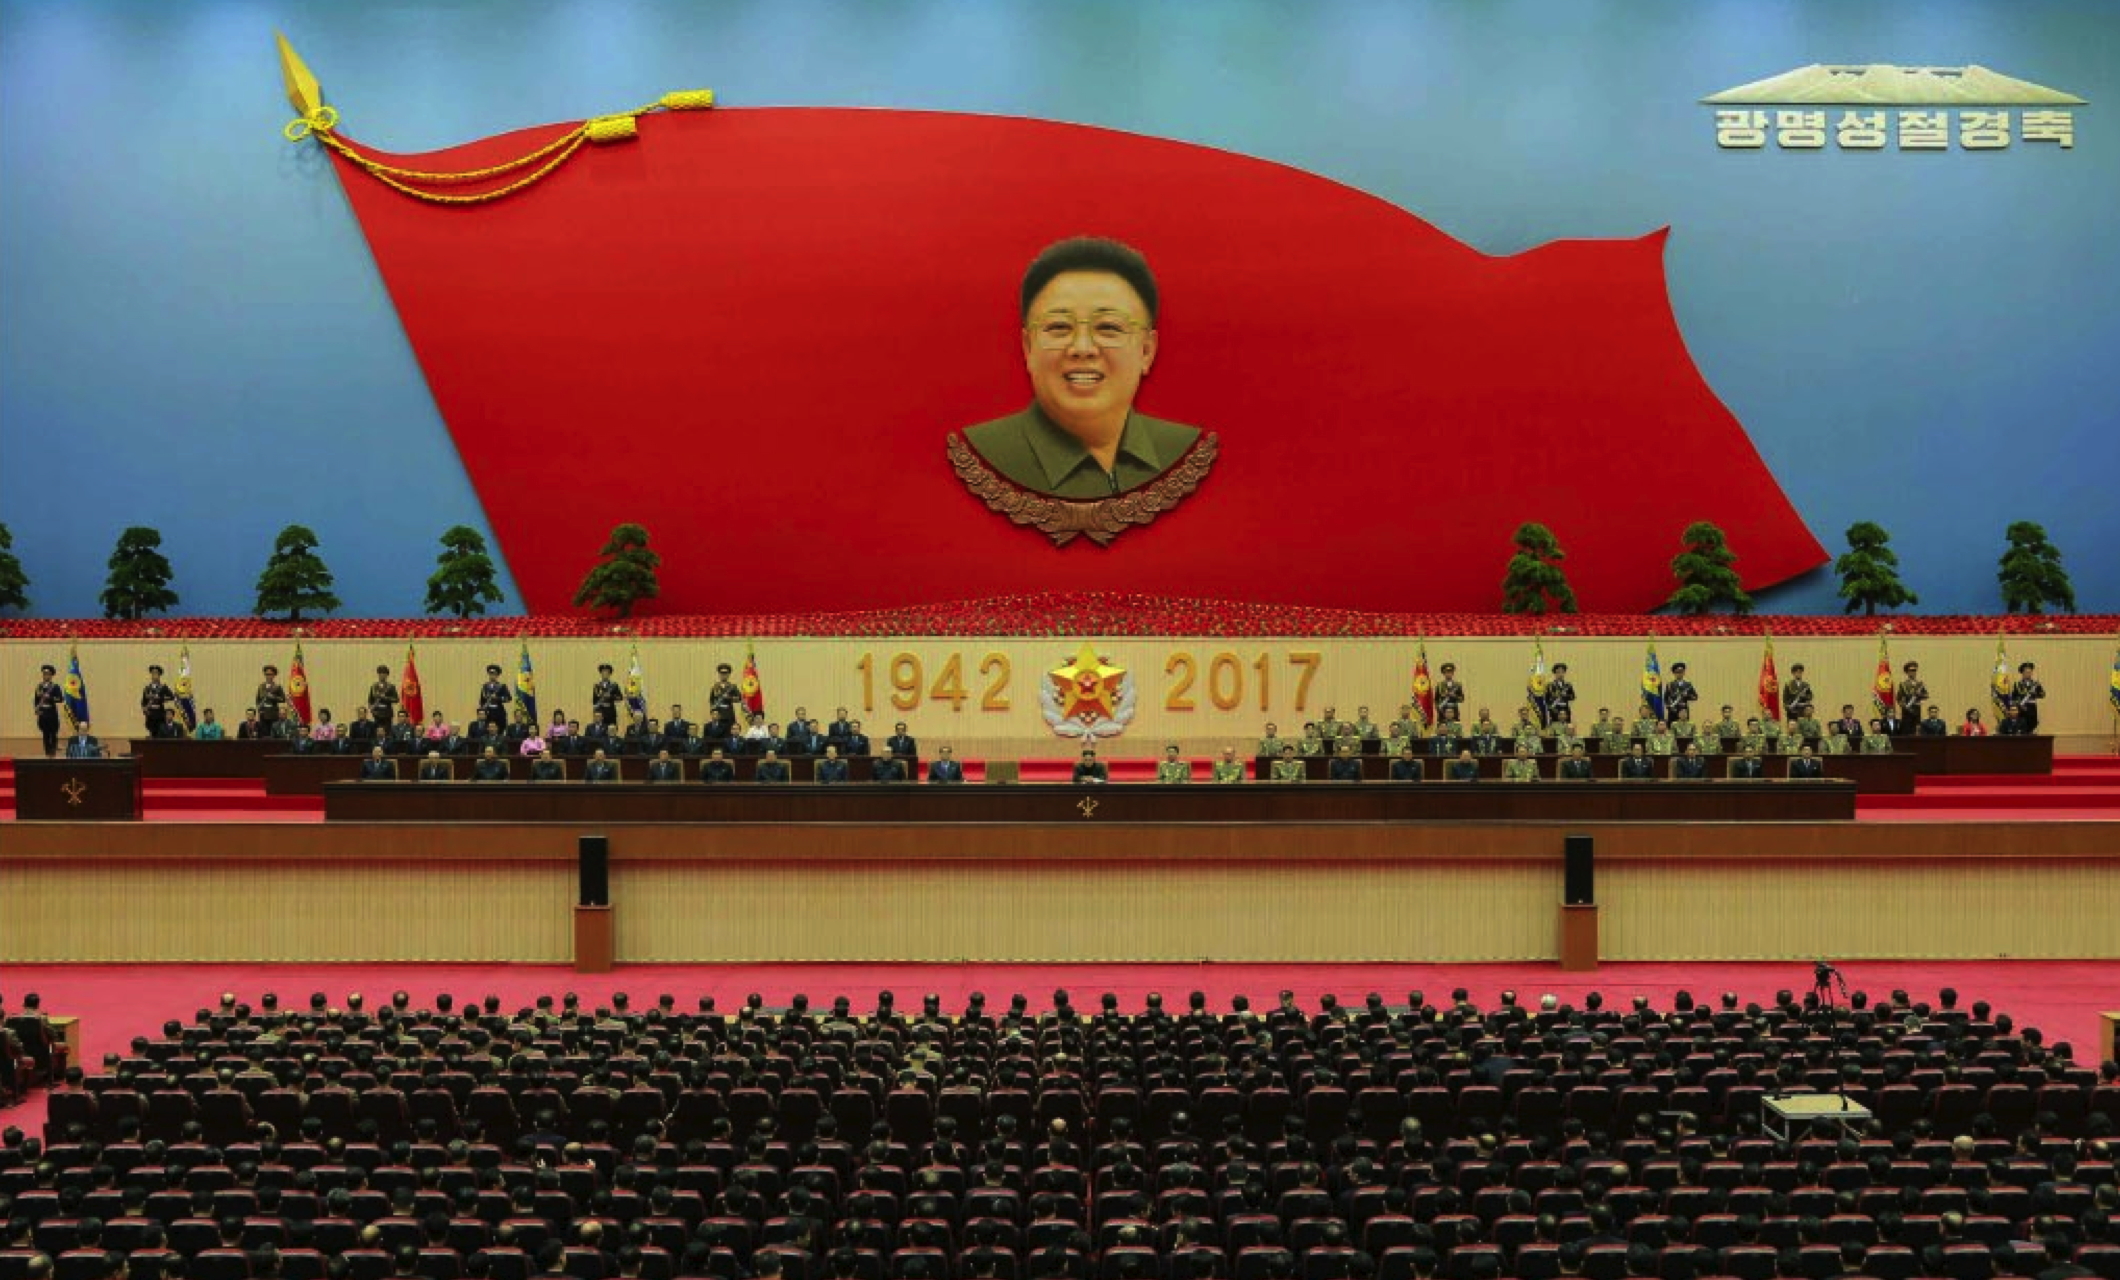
[3,0,2115,617]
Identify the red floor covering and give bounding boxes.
[6,958,2115,1132]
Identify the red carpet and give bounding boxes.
[6,958,2115,1134]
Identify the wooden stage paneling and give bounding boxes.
[319,779,1858,823]
[3,818,2114,966]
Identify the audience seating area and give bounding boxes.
[4,988,2118,1280]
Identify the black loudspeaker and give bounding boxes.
[1563,834,1594,905]
[579,834,610,906]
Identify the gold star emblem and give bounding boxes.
[1049,643,1125,724]
[1077,797,1099,818]
[62,777,88,806]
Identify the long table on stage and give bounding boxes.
[264,751,911,793]
[127,737,282,777]
[1256,751,1916,792]
[324,778,1856,822]
[1896,733,2053,775]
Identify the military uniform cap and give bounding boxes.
[487,663,503,675]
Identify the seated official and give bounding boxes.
[358,746,397,780]
[1073,749,1109,784]
[1445,749,1480,782]
[472,747,511,781]
[755,750,791,783]
[1157,745,1193,784]
[927,745,966,783]
[1352,706,1379,744]
[1256,722,1286,759]
[1328,745,1363,782]
[1270,745,1306,783]
[528,749,566,781]
[1469,727,1503,757]
[1617,743,1655,780]
[663,705,692,744]
[1212,747,1246,783]
[1830,705,1864,739]
[1876,709,1905,736]
[1918,705,1948,736]
[1789,744,1825,779]
[1388,746,1424,781]
[785,705,816,738]
[1644,721,1677,756]
[886,722,918,760]
[1558,744,1594,780]
[841,720,872,756]
[1960,708,1989,736]
[646,749,684,782]
[387,716,422,755]
[1820,728,1851,755]
[417,751,453,782]
[815,746,850,784]
[1861,720,1894,754]
[64,722,106,758]
[871,748,909,783]
[1998,707,2032,736]
[290,725,323,755]
[344,707,375,743]
[1728,746,1767,779]
[1672,743,1708,780]
[1709,706,1745,741]
[826,706,855,744]
[623,717,659,756]
[235,708,264,739]
[583,749,621,783]
[1501,744,1540,782]
[1296,722,1325,757]
[520,726,548,757]
[195,709,225,740]
[1598,720,1632,755]
[700,749,736,783]
[1429,724,1462,756]
[311,709,338,743]
[783,721,824,757]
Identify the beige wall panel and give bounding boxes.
[7,635,2115,752]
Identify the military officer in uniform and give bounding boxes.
[816,746,850,783]
[141,664,173,738]
[1352,707,1380,745]
[1673,742,1708,780]
[585,664,619,729]
[1270,745,1306,783]
[1618,743,1655,780]
[476,664,510,734]
[1256,722,1286,759]
[1511,709,1544,755]
[1384,723,1419,757]
[1789,744,1825,779]
[1544,663,1577,725]
[1445,749,1481,782]
[1429,720,1462,757]
[529,749,567,781]
[1156,744,1193,783]
[367,665,399,731]
[1333,720,1363,757]
[1072,748,1109,784]
[1558,744,1595,781]
[255,665,289,738]
[1820,723,1852,755]
[1783,663,1815,718]
[647,749,684,783]
[1739,718,1767,755]
[708,663,743,728]
[1387,705,1422,743]
[1501,743,1540,782]
[1670,706,1698,744]
[1316,706,1344,740]
[1435,663,1465,725]
[871,748,910,782]
[417,751,453,782]
[1212,747,1246,783]
[1662,662,1699,725]
[1469,721,1503,757]
[1599,717,1634,754]
[358,746,397,780]
[1328,743,1363,782]
[472,746,511,781]
[1792,707,1821,740]
[1776,718,1804,751]
[700,749,736,783]
[1630,703,1660,738]
[1644,721,1677,756]
[927,745,965,783]
[1710,705,1744,743]
[1892,662,1928,728]
[33,663,64,756]
[1388,746,1424,781]
[1729,745,1767,779]
[2012,662,2046,733]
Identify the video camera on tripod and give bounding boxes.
[1812,959,1848,1007]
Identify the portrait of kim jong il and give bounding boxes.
[958,236,1204,501]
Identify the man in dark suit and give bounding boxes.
[784,719,824,756]
[1446,749,1480,782]
[417,751,453,782]
[1618,743,1655,780]
[359,746,398,780]
[1072,749,1108,784]
[583,750,620,783]
[1918,705,1948,736]
[64,721,106,757]
[871,749,909,783]
[755,750,791,783]
[346,707,379,745]
[290,724,323,755]
[1388,746,1424,781]
[700,749,736,783]
[1558,744,1595,780]
[663,704,692,744]
[1328,744,1364,782]
[886,722,918,760]
[927,745,966,783]
[472,747,511,781]
[646,750,684,782]
[529,750,566,781]
[1729,746,1766,779]
[1789,744,1826,779]
[842,720,872,756]
[1673,743,1708,780]
[815,746,850,783]
[1831,703,1864,740]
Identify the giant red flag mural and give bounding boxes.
[318,102,1825,615]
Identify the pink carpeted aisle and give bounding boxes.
[6,958,2116,1131]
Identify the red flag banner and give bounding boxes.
[402,644,425,726]
[1411,643,1436,730]
[740,643,766,717]
[1757,636,1782,724]
[1871,635,1897,716]
[289,643,315,726]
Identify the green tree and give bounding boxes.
[1499,522,1580,615]
[253,524,342,621]
[1996,520,2078,615]
[1664,520,1754,615]
[99,526,180,620]
[573,522,662,618]
[1833,521,1919,616]
[425,525,506,618]
[0,522,27,613]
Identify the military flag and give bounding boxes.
[625,642,649,726]
[1870,634,1896,717]
[61,643,91,730]
[1756,634,1782,724]
[401,644,425,725]
[2108,639,2119,715]
[515,640,539,726]
[1640,642,1665,720]
[1991,631,2013,713]
[1526,642,1550,728]
[175,644,199,734]
[1410,641,1436,729]
[740,642,766,717]
[289,643,314,726]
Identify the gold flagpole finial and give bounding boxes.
[278,32,323,120]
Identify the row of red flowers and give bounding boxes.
[1,594,2114,641]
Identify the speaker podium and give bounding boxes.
[1560,833,1598,971]
[574,834,613,972]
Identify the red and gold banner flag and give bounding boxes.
[1410,641,1436,730]
[1871,634,1896,716]
[402,643,425,726]
[289,643,315,726]
[740,642,766,717]
[1757,634,1782,724]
